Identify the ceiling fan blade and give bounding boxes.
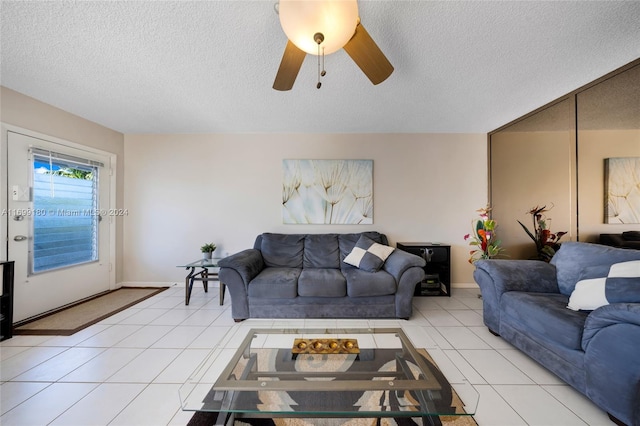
[343,23,394,85]
[273,40,306,91]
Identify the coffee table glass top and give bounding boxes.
[177,258,222,268]
[179,327,478,418]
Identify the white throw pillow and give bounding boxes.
[567,260,640,311]
[343,235,395,272]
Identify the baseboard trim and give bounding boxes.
[452,282,480,289]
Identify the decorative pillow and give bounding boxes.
[567,260,640,311]
[343,235,395,272]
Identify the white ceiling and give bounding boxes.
[1,1,639,134]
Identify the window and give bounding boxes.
[31,149,102,274]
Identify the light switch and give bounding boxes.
[12,185,30,201]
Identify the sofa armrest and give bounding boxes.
[383,250,425,319]
[582,303,640,426]
[218,249,264,320]
[218,249,264,286]
[583,303,640,350]
[473,259,558,333]
[382,249,426,282]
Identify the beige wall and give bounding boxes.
[0,87,126,283]
[123,133,487,287]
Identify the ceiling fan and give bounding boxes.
[273,0,394,91]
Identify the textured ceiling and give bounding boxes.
[1,1,639,134]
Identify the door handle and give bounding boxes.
[13,235,27,241]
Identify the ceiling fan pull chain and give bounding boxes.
[321,46,326,77]
[317,42,322,89]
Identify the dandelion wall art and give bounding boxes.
[283,159,373,224]
[605,157,640,224]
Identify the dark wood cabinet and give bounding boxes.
[1,261,15,341]
[397,243,451,297]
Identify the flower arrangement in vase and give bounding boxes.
[517,205,567,262]
[464,206,505,263]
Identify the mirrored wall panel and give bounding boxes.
[489,59,639,259]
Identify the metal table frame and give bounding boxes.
[179,259,225,305]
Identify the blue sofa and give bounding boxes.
[218,232,425,321]
[474,242,640,426]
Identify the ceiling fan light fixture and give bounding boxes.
[278,0,359,55]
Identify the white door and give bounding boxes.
[6,131,113,322]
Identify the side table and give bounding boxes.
[396,242,451,297]
[178,259,224,306]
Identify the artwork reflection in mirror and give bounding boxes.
[605,157,640,224]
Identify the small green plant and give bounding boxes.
[200,243,216,253]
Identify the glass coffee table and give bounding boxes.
[180,327,477,425]
[178,258,224,306]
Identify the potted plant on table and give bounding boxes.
[200,243,216,260]
[517,205,567,262]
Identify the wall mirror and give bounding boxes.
[489,59,639,259]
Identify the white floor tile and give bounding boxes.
[179,308,221,326]
[0,345,29,361]
[0,381,50,415]
[436,326,492,350]
[493,384,590,425]
[49,383,146,426]
[448,309,484,326]
[433,297,471,310]
[441,349,487,385]
[109,383,182,426]
[106,348,182,383]
[154,349,212,383]
[149,309,197,326]
[498,348,565,385]
[471,384,527,426]
[59,347,144,382]
[402,324,438,349]
[150,325,206,349]
[37,324,112,347]
[187,326,232,349]
[543,384,611,425]
[422,309,463,327]
[459,349,534,384]
[0,382,97,426]
[0,346,67,381]
[469,326,515,350]
[13,347,105,382]
[114,324,175,348]
[116,307,167,325]
[75,324,143,347]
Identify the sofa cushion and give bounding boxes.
[338,232,387,260]
[567,260,640,311]
[343,235,395,272]
[550,242,640,296]
[303,234,340,269]
[248,267,300,299]
[261,233,304,268]
[298,268,346,297]
[343,268,396,297]
[501,292,588,350]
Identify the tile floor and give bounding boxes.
[0,285,614,426]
